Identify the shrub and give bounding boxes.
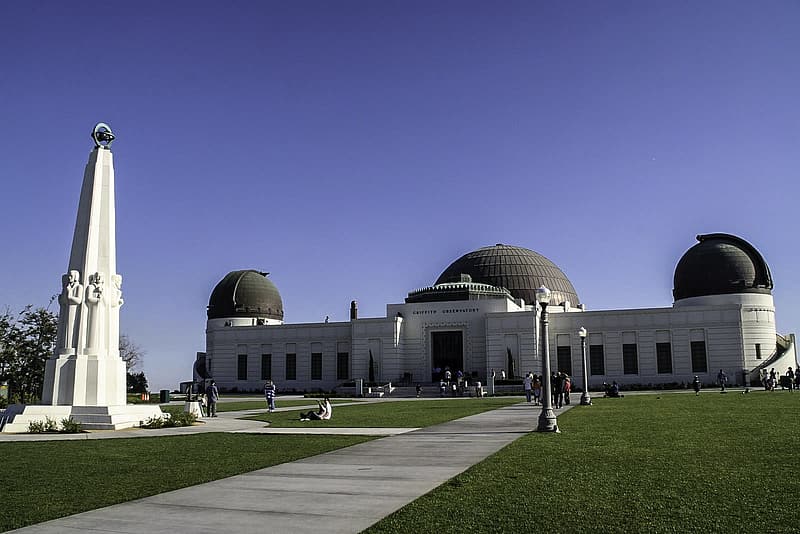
[27,417,59,433]
[59,418,82,433]
[141,414,168,429]
[170,411,197,427]
[27,420,46,433]
[140,410,196,429]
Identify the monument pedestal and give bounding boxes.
[43,353,127,406]
[1,403,164,432]
[184,401,204,418]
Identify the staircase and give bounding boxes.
[387,383,485,398]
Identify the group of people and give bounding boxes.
[761,367,799,391]
[521,371,572,407]
[437,367,475,397]
[202,379,335,422]
[199,379,272,418]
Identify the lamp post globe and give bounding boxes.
[535,286,558,432]
[578,327,592,405]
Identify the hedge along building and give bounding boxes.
[198,234,797,392]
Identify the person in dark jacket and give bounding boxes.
[205,380,219,417]
[692,376,701,396]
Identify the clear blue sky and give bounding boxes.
[1,2,798,390]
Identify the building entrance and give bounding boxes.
[431,331,463,381]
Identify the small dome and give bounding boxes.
[207,270,284,320]
[435,244,580,306]
[673,234,773,301]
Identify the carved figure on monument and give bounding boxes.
[111,274,124,308]
[107,274,124,355]
[86,272,105,351]
[56,270,83,351]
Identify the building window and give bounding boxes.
[337,352,349,380]
[261,354,272,380]
[285,353,296,380]
[557,346,572,375]
[755,343,762,360]
[589,345,605,375]
[237,354,247,381]
[311,352,323,380]
[656,343,672,374]
[623,344,638,374]
[691,341,707,373]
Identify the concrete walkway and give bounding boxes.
[0,400,416,442]
[10,401,574,533]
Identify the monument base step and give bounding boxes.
[0,404,164,433]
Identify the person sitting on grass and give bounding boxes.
[299,400,327,421]
[321,397,332,420]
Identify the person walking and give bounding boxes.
[523,372,533,403]
[532,376,542,405]
[692,376,701,396]
[554,372,565,408]
[717,369,728,393]
[264,380,276,412]
[205,380,219,417]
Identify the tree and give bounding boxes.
[0,304,150,401]
[368,350,375,383]
[0,306,57,403]
[119,334,150,393]
[119,334,144,371]
[127,371,149,394]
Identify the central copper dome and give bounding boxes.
[435,244,580,306]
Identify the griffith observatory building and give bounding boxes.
[196,234,797,392]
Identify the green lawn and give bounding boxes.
[366,392,800,533]
[0,433,373,532]
[6,393,796,533]
[215,398,356,412]
[243,397,522,427]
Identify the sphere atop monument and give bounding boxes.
[207,270,284,320]
[673,233,773,301]
[92,122,115,149]
[435,244,580,306]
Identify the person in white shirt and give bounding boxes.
[524,372,533,402]
[322,398,332,420]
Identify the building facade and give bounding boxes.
[198,235,797,392]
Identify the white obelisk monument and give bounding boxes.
[1,124,163,431]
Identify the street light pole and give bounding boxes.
[536,286,558,432]
[579,327,592,405]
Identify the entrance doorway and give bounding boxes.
[431,331,463,381]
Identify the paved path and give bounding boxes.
[10,401,573,533]
[0,400,416,442]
